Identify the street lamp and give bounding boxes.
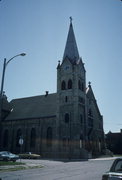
[0,53,26,120]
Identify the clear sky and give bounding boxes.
[0,0,122,133]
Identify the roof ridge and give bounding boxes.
[11,93,57,102]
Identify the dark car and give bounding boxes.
[0,151,19,162]
[102,158,122,180]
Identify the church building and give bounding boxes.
[0,19,105,159]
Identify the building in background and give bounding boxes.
[0,20,105,159]
[106,129,122,154]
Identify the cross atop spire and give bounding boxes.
[63,18,79,63]
[70,16,73,24]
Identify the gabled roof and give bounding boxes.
[86,83,96,101]
[5,93,57,121]
[63,21,79,64]
[86,83,102,116]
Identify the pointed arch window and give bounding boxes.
[88,109,93,128]
[68,79,72,89]
[61,81,66,90]
[81,83,84,91]
[80,114,83,125]
[63,137,67,147]
[65,96,68,102]
[88,118,93,128]
[65,113,69,123]
[78,80,81,90]
[16,129,22,147]
[88,109,93,117]
[3,129,9,148]
[30,128,36,148]
[46,127,52,147]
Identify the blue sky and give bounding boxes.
[0,0,122,133]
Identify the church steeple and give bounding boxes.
[63,17,79,63]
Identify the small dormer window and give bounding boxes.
[64,65,70,70]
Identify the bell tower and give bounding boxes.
[57,18,87,158]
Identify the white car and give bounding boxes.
[0,151,19,162]
[102,158,122,180]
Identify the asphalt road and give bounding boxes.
[0,158,115,180]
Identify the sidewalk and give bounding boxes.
[90,156,117,161]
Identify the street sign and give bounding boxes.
[19,138,23,145]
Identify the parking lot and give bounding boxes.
[0,157,115,180]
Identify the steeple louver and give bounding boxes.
[63,20,79,64]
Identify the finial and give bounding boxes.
[57,60,61,69]
[88,81,91,86]
[69,16,73,24]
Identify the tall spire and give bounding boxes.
[63,17,79,63]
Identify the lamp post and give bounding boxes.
[0,53,26,120]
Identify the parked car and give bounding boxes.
[19,152,41,159]
[102,158,122,180]
[0,151,19,162]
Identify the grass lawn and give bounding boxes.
[114,154,122,157]
[0,161,43,172]
[19,153,41,159]
[0,161,25,166]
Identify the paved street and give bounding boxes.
[0,158,115,180]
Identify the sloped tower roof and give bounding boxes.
[63,17,79,63]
